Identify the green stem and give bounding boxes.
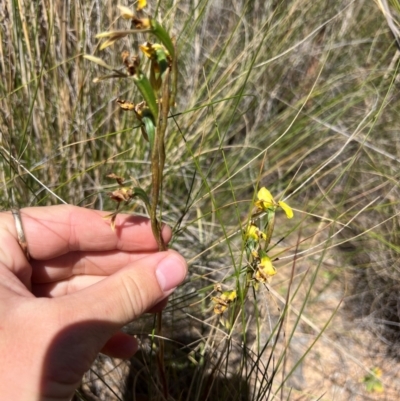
[149,64,172,401]
[149,66,171,252]
[159,67,170,172]
[150,146,165,251]
[170,40,177,107]
[156,311,167,399]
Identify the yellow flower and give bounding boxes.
[245,223,258,240]
[139,42,153,58]
[223,290,237,303]
[137,0,147,10]
[258,256,276,275]
[139,42,169,60]
[255,187,294,219]
[139,42,166,59]
[255,256,276,283]
[362,367,384,393]
[244,223,267,241]
[255,187,274,210]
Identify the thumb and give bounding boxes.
[9,251,187,400]
[74,250,187,327]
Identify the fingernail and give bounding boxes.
[156,254,187,293]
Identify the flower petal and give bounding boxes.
[278,200,294,219]
[226,290,237,302]
[245,224,258,240]
[257,187,274,203]
[255,187,276,210]
[259,256,276,276]
[139,43,153,58]
[137,0,147,10]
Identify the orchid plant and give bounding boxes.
[213,187,293,320]
[84,2,177,396]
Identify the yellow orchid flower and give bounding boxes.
[244,223,267,241]
[255,255,276,283]
[255,187,294,219]
[139,42,166,59]
[245,224,258,240]
[255,187,274,210]
[139,42,153,58]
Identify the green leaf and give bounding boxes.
[131,187,151,209]
[150,19,175,57]
[154,46,169,76]
[133,72,158,122]
[142,115,155,150]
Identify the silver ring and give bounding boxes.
[11,208,30,261]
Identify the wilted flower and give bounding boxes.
[116,98,136,111]
[121,51,140,75]
[107,187,133,203]
[106,173,125,186]
[117,5,150,29]
[212,290,237,315]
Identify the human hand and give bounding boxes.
[0,205,187,401]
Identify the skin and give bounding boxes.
[0,205,187,401]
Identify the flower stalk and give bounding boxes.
[85,1,177,395]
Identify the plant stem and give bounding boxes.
[150,64,173,400]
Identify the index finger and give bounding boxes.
[2,205,171,261]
